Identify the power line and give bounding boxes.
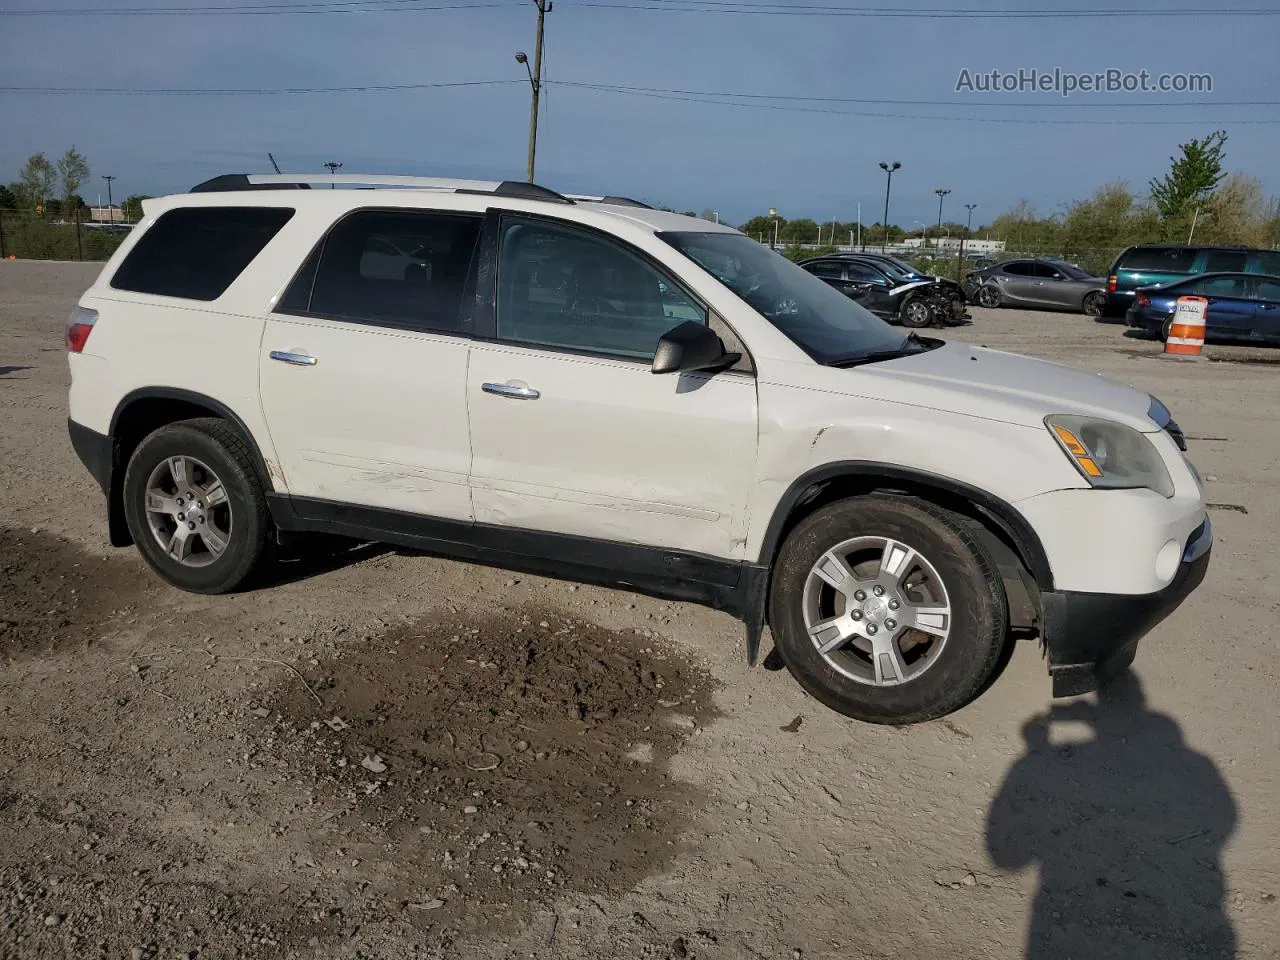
[556,80,1280,109]
[0,1,513,16]
[572,2,1279,17]
[0,79,521,95]
[4,1,1275,15]
[556,81,1280,124]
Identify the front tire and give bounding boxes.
[977,285,1002,308]
[768,496,1009,724]
[900,296,933,328]
[122,418,272,594]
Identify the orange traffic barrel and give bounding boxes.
[1164,295,1206,359]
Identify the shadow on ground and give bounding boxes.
[987,672,1237,959]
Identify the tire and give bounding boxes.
[122,418,272,594]
[900,296,932,328]
[1082,291,1106,317]
[768,495,1009,725]
[977,285,1002,308]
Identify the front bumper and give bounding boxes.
[1039,516,1211,696]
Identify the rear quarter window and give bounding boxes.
[110,206,295,301]
[1119,247,1198,273]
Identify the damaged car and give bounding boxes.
[799,255,970,328]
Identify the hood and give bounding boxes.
[857,340,1157,430]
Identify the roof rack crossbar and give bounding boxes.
[189,173,573,204]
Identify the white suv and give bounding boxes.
[65,173,1212,724]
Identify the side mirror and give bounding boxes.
[651,320,741,375]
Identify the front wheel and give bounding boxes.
[900,297,933,328]
[768,496,1009,724]
[977,285,1002,308]
[122,418,273,594]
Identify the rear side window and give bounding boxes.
[1191,275,1248,298]
[1119,247,1198,273]
[1252,251,1280,275]
[111,206,294,301]
[280,209,481,333]
[1202,250,1248,273]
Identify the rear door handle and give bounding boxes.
[482,381,540,400]
[270,350,318,366]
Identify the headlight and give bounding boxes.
[1045,415,1174,497]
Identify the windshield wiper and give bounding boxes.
[824,333,932,368]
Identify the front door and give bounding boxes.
[466,214,759,560]
[258,207,482,521]
[1194,275,1256,340]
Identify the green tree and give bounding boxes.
[0,184,16,210]
[1148,130,1228,222]
[121,194,150,222]
[57,146,91,210]
[19,153,56,213]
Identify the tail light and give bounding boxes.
[1136,291,1151,307]
[1107,274,1118,292]
[66,305,98,353]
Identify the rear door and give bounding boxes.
[996,261,1039,304]
[465,212,758,560]
[258,207,481,521]
[1192,274,1255,339]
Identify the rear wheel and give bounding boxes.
[1082,291,1106,317]
[768,496,1009,724]
[122,418,272,594]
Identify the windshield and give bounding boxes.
[660,231,908,364]
[882,256,925,277]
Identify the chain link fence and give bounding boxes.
[0,209,132,262]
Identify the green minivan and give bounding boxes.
[1103,244,1280,316]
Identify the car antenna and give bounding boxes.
[267,152,282,174]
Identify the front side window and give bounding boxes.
[280,209,481,333]
[111,206,294,301]
[496,218,704,360]
[1001,262,1034,277]
[806,261,844,279]
[660,231,905,365]
[844,262,886,283]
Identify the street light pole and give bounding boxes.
[516,0,551,183]
[961,202,977,272]
[878,161,900,254]
[324,161,343,189]
[102,175,116,222]
[934,187,951,250]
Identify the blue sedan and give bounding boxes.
[1126,272,1280,344]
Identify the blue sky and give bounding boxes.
[1,1,1276,228]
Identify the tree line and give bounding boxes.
[0,149,148,222]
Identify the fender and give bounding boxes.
[743,461,1055,665]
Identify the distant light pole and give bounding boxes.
[878,161,900,253]
[769,207,779,249]
[934,187,951,249]
[961,202,978,270]
[102,175,116,222]
[324,161,343,188]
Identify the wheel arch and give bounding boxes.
[105,388,275,547]
[744,462,1053,666]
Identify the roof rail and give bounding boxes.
[188,173,573,204]
[567,194,655,209]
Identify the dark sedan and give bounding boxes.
[963,258,1108,316]
[798,255,970,328]
[1125,272,1280,344]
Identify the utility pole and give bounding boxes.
[961,202,977,278]
[934,187,951,250]
[324,161,343,188]
[878,161,900,254]
[102,175,116,222]
[516,0,551,183]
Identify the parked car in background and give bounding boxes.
[1125,272,1280,344]
[799,255,969,327]
[964,258,1108,316]
[1103,244,1280,318]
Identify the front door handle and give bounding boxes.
[482,381,540,400]
[270,350,318,366]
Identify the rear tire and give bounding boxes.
[122,418,272,594]
[768,496,1008,724]
[1082,291,1106,317]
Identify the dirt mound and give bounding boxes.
[244,608,720,941]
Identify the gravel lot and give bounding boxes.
[2,259,1278,960]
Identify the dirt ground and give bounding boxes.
[2,259,1277,960]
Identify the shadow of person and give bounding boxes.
[986,672,1237,959]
